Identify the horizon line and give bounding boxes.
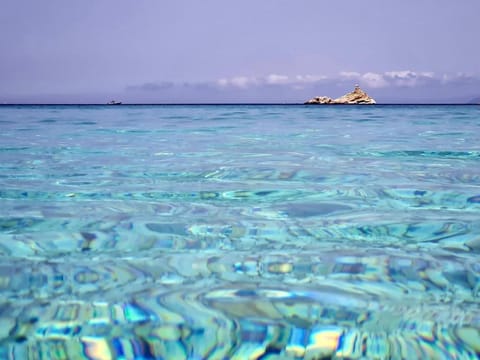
[0,103,478,106]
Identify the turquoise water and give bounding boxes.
[1,104,480,359]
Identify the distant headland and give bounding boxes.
[305,85,376,105]
[469,96,480,105]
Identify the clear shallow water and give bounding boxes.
[0,104,480,359]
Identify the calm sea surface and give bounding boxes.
[1,104,480,359]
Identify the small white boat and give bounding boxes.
[107,100,122,105]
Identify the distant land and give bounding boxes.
[468,96,480,104]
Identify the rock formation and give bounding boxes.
[305,85,376,105]
[305,96,335,104]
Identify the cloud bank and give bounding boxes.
[213,71,477,90]
[123,70,480,103]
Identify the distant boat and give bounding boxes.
[107,100,122,105]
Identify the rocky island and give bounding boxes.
[305,85,376,105]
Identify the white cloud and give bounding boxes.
[295,74,328,83]
[338,70,441,88]
[216,76,260,88]
[385,70,416,79]
[265,74,289,85]
[440,72,478,85]
[383,70,436,87]
[339,71,361,79]
[217,78,229,87]
[207,71,480,91]
[340,71,388,88]
[362,72,389,88]
[214,73,328,89]
[231,76,256,88]
[217,74,293,88]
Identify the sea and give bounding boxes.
[0,104,479,359]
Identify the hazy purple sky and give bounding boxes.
[1,0,479,103]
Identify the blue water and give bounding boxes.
[1,104,480,359]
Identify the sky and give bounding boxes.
[1,0,479,104]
